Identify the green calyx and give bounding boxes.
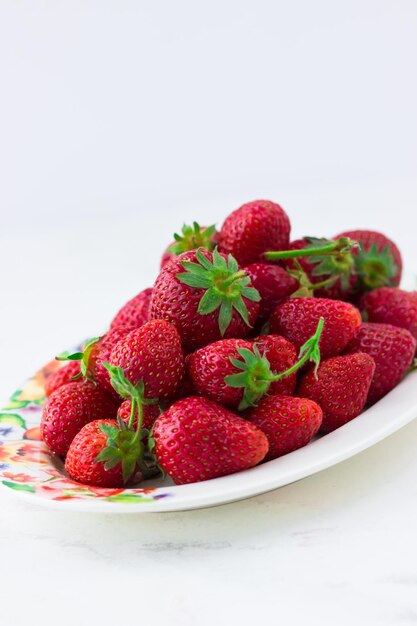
[56,336,102,383]
[355,244,398,290]
[287,260,339,298]
[168,222,217,256]
[95,363,159,484]
[177,247,261,336]
[225,318,324,410]
[264,237,359,293]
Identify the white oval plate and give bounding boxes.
[1,352,416,513]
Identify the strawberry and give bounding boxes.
[344,322,416,404]
[117,399,160,431]
[65,420,132,487]
[44,360,81,397]
[161,222,217,268]
[275,237,358,300]
[269,297,361,360]
[152,396,269,484]
[41,381,120,456]
[150,248,260,352]
[360,287,417,342]
[247,395,323,460]
[218,200,291,266]
[110,287,152,332]
[245,263,298,325]
[65,364,165,487]
[187,338,254,409]
[298,353,375,434]
[335,229,402,295]
[108,320,185,400]
[186,324,322,410]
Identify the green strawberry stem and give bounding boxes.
[266,317,324,381]
[56,336,102,382]
[97,363,159,483]
[264,237,358,261]
[168,222,217,256]
[177,247,260,336]
[225,318,324,410]
[287,259,338,298]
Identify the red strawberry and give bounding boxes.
[298,353,375,434]
[44,361,81,397]
[279,238,357,300]
[218,200,291,266]
[247,395,323,460]
[108,320,185,400]
[110,287,152,332]
[335,229,402,295]
[41,381,120,456]
[344,322,416,405]
[153,396,269,484]
[161,222,217,268]
[360,288,417,342]
[186,326,324,410]
[187,338,254,409]
[245,263,298,325]
[269,297,361,360]
[117,399,160,431]
[66,365,165,487]
[65,419,130,487]
[150,248,260,352]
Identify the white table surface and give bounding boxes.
[1,181,417,625]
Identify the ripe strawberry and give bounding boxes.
[110,287,152,332]
[278,238,357,300]
[247,395,323,460]
[187,338,254,409]
[161,222,217,268]
[41,381,120,456]
[65,365,164,487]
[65,420,130,487]
[218,200,291,266]
[360,288,417,342]
[187,325,322,410]
[108,320,185,400]
[153,396,269,484]
[335,229,402,295]
[150,248,260,352]
[117,399,160,431]
[44,360,81,397]
[345,322,416,405]
[298,353,375,434]
[245,263,298,325]
[269,297,361,360]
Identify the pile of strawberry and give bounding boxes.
[41,200,417,487]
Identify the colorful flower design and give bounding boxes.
[0,357,172,505]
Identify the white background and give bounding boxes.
[0,2,417,625]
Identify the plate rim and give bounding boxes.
[1,368,416,513]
